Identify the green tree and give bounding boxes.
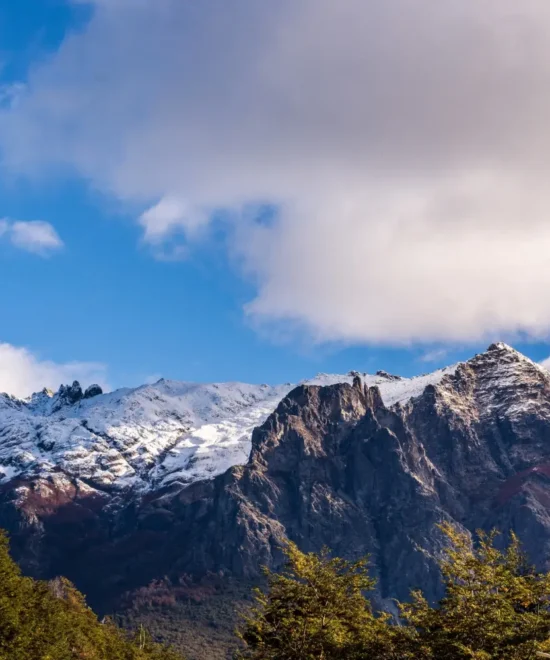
[237,541,397,660]
[0,529,185,660]
[238,526,550,660]
[0,529,34,658]
[400,522,550,660]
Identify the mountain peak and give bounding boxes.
[460,343,537,375]
[433,341,550,422]
[487,341,519,353]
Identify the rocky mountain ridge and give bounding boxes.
[0,366,454,494]
[115,342,550,597]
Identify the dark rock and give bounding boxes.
[67,381,83,403]
[376,370,403,381]
[84,384,103,399]
[54,381,83,406]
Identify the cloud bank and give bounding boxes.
[3,0,550,343]
[0,342,109,398]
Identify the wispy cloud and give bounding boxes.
[0,219,64,256]
[418,348,450,364]
[0,342,109,398]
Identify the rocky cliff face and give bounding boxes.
[2,343,550,655]
[104,343,550,608]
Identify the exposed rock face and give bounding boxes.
[2,343,550,643]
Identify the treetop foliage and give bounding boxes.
[237,524,550,660]
[237,542,394,659]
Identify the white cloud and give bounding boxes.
[0,342,109,398]
[0,219,64,255]
[9,220,64,254]
[4,1,550,342]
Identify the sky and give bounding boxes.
[1,0,550,397]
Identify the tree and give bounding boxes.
[400,523,550,659]
[0,529,185,660]
[0,529,34,658]
[236,541,397,659]
[238,526,550,660]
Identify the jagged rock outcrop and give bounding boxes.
[56,381,84,407]
[84,384,103,399]
[2,343,550,655]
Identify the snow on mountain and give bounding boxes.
[0,366,457,492]
[306,366,456,407]
[441,342,550,421]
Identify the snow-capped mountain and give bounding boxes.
[4,341,550,660]
[0,365,456,492]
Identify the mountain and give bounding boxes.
[2,343,550,658]
[0,367,453,494]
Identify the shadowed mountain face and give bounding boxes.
[2,343,550,655]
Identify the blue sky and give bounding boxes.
[1,0,550,396]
